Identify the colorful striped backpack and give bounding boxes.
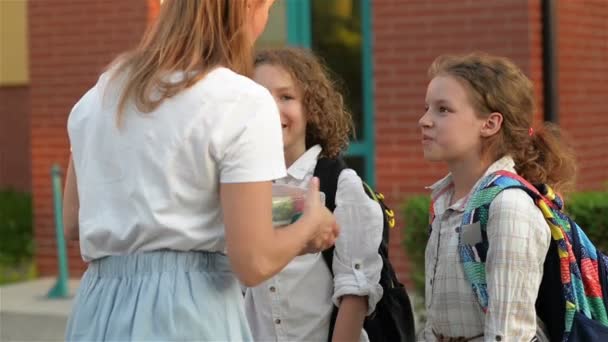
[458,170,608,341]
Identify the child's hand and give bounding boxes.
[299,177,340,254]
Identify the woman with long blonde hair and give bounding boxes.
[63,1,338,340]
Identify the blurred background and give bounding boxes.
[1,0,606,340]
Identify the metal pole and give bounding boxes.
[47,164,69,298]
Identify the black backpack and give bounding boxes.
[313,157,416,342]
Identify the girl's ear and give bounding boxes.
[480,112,503,137]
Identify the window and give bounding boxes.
[311,0,363,140]
[308,0,375,186]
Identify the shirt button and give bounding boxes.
[275,319,281,325]
[495,336,502,341]
[269,286,276,293]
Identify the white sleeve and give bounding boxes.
[331,169,384,316]
[218,89,286,183]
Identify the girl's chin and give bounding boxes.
[422,151,444,162]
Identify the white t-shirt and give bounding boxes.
[67,67,286,261]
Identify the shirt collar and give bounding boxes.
[427,155,517,213]
[286,145,322,180]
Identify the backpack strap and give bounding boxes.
[313,157,347,342]
[314,157,348,213]
[313,157,348,275]
[459,171,548,312]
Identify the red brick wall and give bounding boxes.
[373,0,544,286]
[30,0,159,276]
[557,1,608,191]
[0,86,30,192]
[30,0,607,283]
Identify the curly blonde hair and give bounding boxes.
[254,48,353,159]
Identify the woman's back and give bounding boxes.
[68,67,285,261]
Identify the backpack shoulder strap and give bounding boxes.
[313,157,347,212]
[313,157,348,275]
[314,157,348,342]
[459,170,543,312]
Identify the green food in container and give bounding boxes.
[272,184,317,227]
[272,196,297,227]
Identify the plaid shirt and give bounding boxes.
[423,156,551,342]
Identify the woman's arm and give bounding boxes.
[222,178,339,287]
[63,157,79,241]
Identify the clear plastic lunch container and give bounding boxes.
[272,184,325,227]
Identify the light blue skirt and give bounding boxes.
[65,250,253,341]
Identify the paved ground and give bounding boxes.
[0,277,426,341]
[0,277,79,342]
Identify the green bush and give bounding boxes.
[567,191,608,252]
[401,190,608,304]
[0,189,33,265]
[401,195,431,297]
[0,261,36,285]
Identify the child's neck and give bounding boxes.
[284,144,307,169]
[448,155,493,205]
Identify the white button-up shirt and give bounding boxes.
[424,156,551,341]
[244,145,384,342]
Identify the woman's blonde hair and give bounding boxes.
[255,48,353,159]
[429,52,577,195]
[111,0,260,122]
